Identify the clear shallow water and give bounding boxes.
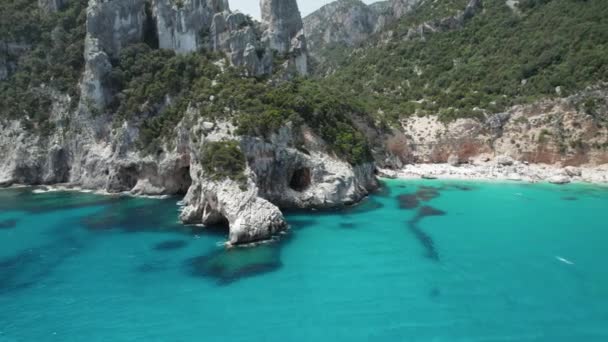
[1,180,608,341]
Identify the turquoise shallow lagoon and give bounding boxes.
[1,180,608,341]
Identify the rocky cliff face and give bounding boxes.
[391,0,422,18]
[152,0,229,53]
[38,0,66,13]
[179,121,377,245]
[303,0,420,68]
[80,0,308,109]
[303,0,383,58]
[401,0,482,41]
[260,0,308,76]
[378,86,608,167]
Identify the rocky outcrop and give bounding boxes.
[303,0,385,61]
[260,0,308,76]
[80,0,148,109]
[210,11,273,76]
[180,177,286,245]
[38,0,66,13]
[0,41,30,81]
[242,125,377,209]
[178,121,377,245]
[79,0,308,109]
[85,0,147,58]
[152,0,230,53]
[402,0,483,41]
[391,0,422,18]
[390,85,608,167]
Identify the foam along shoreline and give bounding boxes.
[379,157,608,185]
[23,184,172,200]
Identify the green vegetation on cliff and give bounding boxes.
[112,45,372,165]
[324,0,608,123]
[0,0,87,133]
[200,140,248,185]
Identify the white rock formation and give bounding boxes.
[152,0,230,53]
[260,0,308,76]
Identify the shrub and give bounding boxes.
[200,140,247,185]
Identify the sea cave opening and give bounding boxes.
[289,167,311,192]
[175,166,192,195]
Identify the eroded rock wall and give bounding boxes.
[383,86,608,167]
[260,0,308,76]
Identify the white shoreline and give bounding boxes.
[9,184,173,200]
[379,162,608,185]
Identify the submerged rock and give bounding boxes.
[0,219,17,229]
[418,206,446,218]
[398,194,419,209]
[185,243,282,284]
[153,240,188,251]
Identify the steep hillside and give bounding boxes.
[326,0,608,122]
[308,0,608,168]
[303,0,392,71]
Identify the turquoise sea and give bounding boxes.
[1,179,607,341]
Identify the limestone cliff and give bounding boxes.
[152,0,230,53]
[260,0,308,76]
[303,0,420,70]
[376,85,608,168]
[400,0,482,41]
[391,0,421,18]
[80,0,308,109]
[38,0,67,13]
[303,0,384,59]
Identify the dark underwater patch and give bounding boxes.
[0,219,17,229]
[153,240,188,251]
[0,236,83,295]
[340,222,357,229]
[561,196,578,201]
[445,184,474,191]
[81,198,184,234]
[406,206,447,262]
[415,186,441,201]
[407,220,440,261]
[374,184,392,197]
[136,260,169,273]
[430,287,441,298]
[340,198,384,215]
[184,244,282,285]
[398,194,420,209]
[286,218,318,230]
[418,206,447,218]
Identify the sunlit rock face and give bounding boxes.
[260,0,308,76]
[152,0,230,53]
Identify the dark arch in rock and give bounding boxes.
[289,167,311,192]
